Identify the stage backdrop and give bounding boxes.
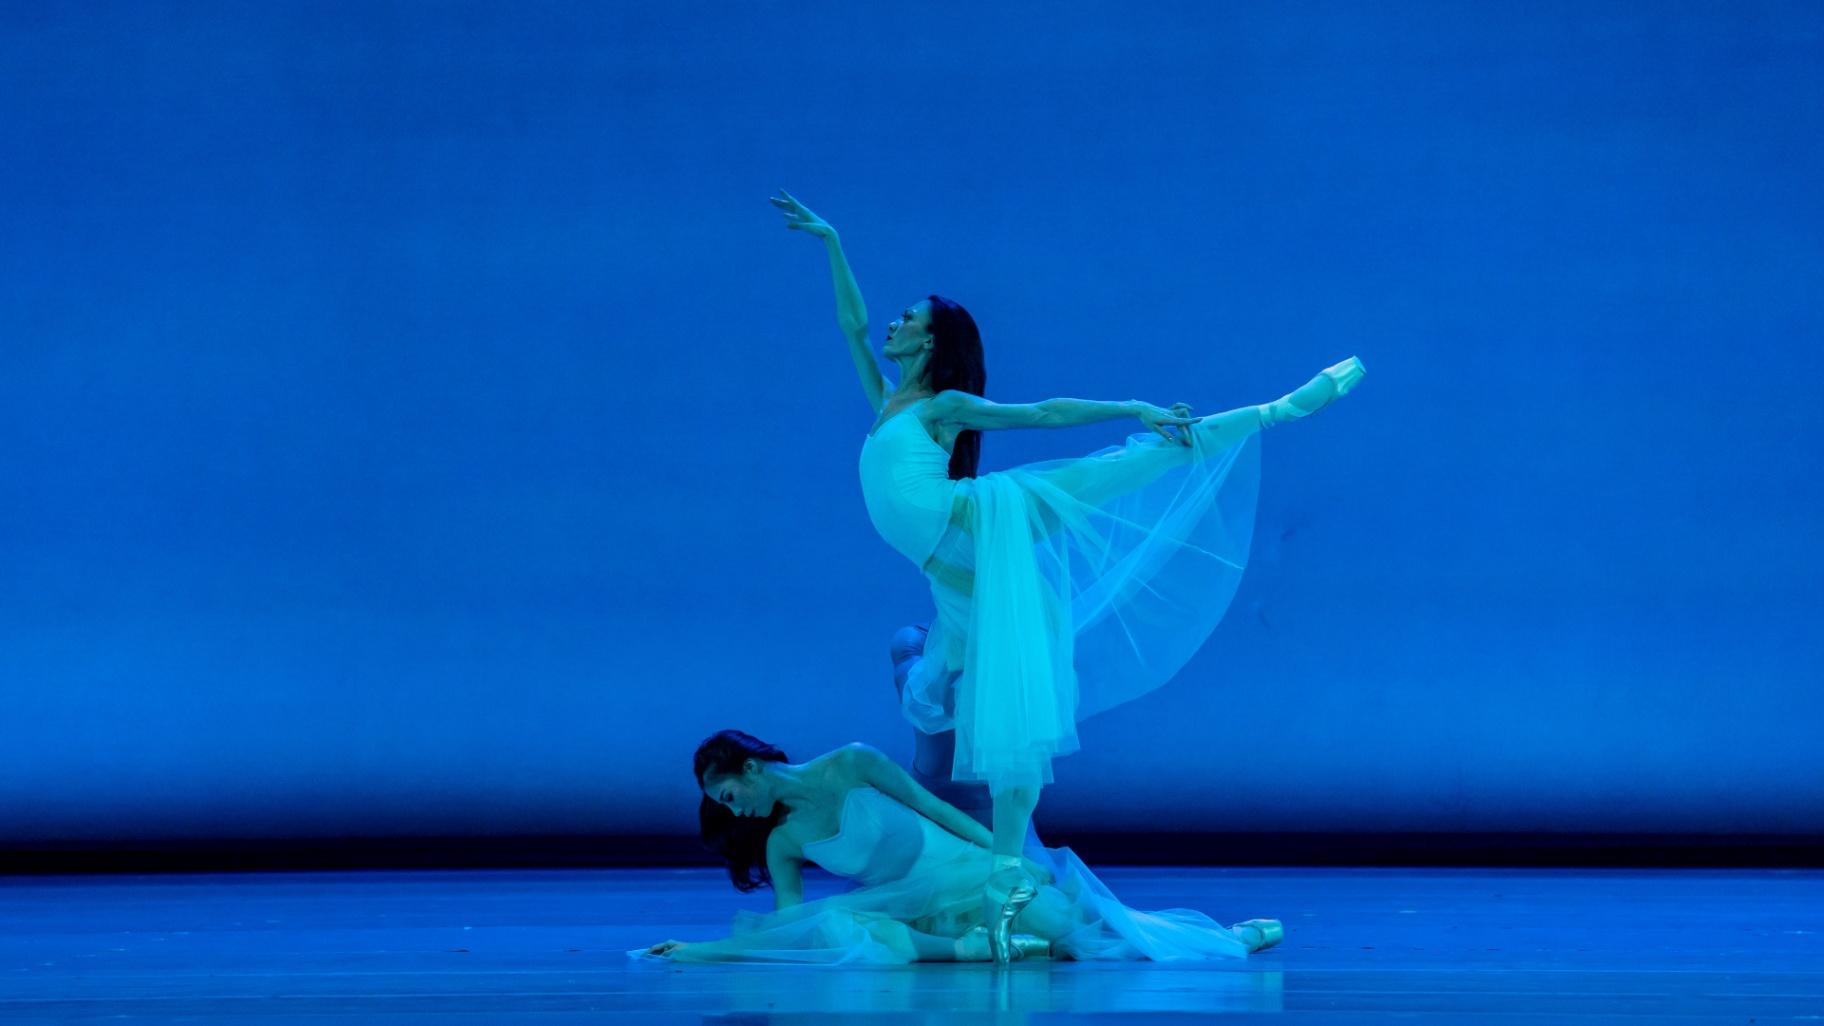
[3,1,1819,844]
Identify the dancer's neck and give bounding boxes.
[888,353,935,400]
[760,762,816,806]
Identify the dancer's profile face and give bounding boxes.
[884,299,932,360]
[701,760,770,818]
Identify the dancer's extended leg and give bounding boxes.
[918,355,1368,595]
[904,926,965,961]
[1255,355,1366,427]
[964,355,1367,532]
[859,918,967,961]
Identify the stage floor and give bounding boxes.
[2,864,1819,1022]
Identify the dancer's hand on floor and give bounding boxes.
[769,188,837,239]
[646,939,691,957]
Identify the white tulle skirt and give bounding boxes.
[901,405,1264,796]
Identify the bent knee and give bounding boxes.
[889,623,930,664]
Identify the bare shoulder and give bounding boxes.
[771,747,872,851]
[836,740,884,767]
[814,742,885,786]
[845,742,910,790]
[769,746,863,798]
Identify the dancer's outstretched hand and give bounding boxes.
[769,188,837,239]
[646,939,691,957]
[1136,401,1201,446]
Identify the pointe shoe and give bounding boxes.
[1230,918,1285,953]
[957,924,1051,962]
[1257,355,1367,427]
[1321,355,1366,396]
[982,865,1039,966]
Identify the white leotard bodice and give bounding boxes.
[798,785,979,886]
[857,398,958,568]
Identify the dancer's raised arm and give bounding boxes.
[931,391,1202,446]
[770,189,888,413]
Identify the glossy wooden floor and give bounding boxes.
[2,864,1819,1022]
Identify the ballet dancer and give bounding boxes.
[633,729,1282,963]
[770,188,1363,964]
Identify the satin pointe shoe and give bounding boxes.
[983,858,1039,966]
[1230,918,1285,953]
[1257,355,1367,427]
[956,924,1051,962]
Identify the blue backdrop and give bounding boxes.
[3,1,1819,843]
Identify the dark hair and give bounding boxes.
[923,294,986,479]
[694,729,791,892]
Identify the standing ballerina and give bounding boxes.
[770,189,1365,964]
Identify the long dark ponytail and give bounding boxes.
[693,729,791,892]
[924,294,986,479]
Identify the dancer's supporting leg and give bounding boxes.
[993,786,1040,864]
[983,783,1042,963]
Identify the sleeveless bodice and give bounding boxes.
[799,786,975,886]
[857,400,958,568]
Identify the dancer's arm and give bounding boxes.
[766,831,806,911]
[843,743,994,849]
[932,390,1200,444]
[639,838,803,956]
[769,189,888,412]
[845,744,1056,885]
[824,235,888,413]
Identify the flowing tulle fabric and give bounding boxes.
[627,787,1252,965]
[903,406,1264,796]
